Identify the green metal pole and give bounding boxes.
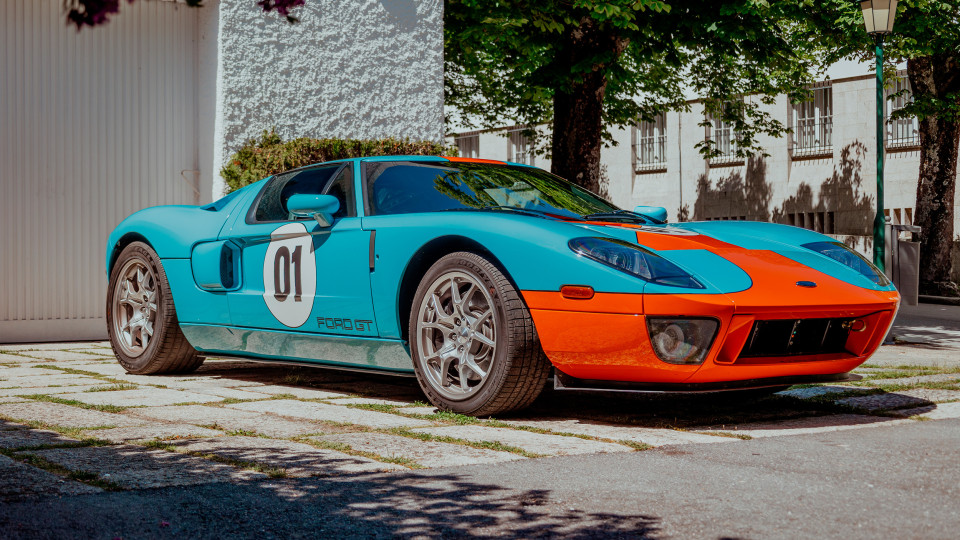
[873,37,886,272]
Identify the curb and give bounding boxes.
[919,295,960,307]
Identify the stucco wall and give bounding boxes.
[211,0,444,198]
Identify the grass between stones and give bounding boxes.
[21,394,130,413]
[33,365,129,386]
[85,383,139,393]
[695,431,753,440]
[137,440,289,478]
[296,437,425,469]
[386,427,546,458]
[1,446,123,490]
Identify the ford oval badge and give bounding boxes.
[796,281,817,288]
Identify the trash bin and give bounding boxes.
[885,223,921,306]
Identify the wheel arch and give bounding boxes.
[107,233,155,276]
[396,235,515,343]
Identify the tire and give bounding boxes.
[408,251,550,416]
[106,241,204,374]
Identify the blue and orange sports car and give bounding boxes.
[105,156,900,415]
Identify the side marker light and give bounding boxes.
[560,285,595,300]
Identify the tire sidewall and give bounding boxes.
[409,252,514,413]
[106,242,168,372]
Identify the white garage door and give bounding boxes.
[0,1,200,343]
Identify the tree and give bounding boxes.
[800,1,960,296]
[445,1,825,194]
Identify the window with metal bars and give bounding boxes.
[506,128,535,165]
[454,133,480,159]
[886,73,920,149]
[632,114,667,172]
[706,106,742,166]
[791,84,833,158]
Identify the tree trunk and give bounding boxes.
[908,55,960,296]
[551,19,627,194]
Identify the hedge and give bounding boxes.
[220,129,455,193]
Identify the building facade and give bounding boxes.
[0,0,443,342]
[452,72,958,257]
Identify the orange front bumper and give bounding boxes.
[522,282,900,386]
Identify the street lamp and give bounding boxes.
[859,0,898,272]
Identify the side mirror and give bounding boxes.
[287,194,340,228]
[634,205,668,223]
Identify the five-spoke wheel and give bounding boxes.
[409,252,550,416]
[106,242,203,374]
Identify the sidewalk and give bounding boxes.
[875,302,960,366]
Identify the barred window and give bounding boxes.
[886,74,920,148]
[792,84,833,157]
[454,133,480,159]
[632,114,667,172]
[707,105,741,166]
[507,127,535,165]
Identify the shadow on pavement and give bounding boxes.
[0,467,663,538]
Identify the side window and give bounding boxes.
[365,161,470,216]
[251,165,341,222]
[322,165,357,219]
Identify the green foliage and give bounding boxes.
[220,129,455,193]
[445,0,829,160]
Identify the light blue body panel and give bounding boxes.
[105,156,895,375]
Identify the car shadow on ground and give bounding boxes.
[186,359,915,431]
[0,459,664,538]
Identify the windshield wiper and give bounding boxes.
[582,210,663,225]
[476,205,559,219]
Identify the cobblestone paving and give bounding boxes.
[1,341,959,501]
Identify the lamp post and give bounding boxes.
[859,0,898,272]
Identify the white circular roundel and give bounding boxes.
[262,223,317,328]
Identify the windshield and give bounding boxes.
[365,161,620,218]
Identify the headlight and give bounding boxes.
[568,237,704,288]
[802,241,890,286]
[647,318,719,365]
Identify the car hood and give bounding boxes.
[570,219,894,295]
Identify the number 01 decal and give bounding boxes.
[262,223,317,328]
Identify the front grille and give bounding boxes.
[738,318,851,359]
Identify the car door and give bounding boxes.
[219,161,379,337]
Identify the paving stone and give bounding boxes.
[329,397,417,407]
[163,377,266,389]
[0,454,102,500]
[0,397,30,404]
[169,387,272,400]
[776,386,862,400]
[170,436,405,476]
[227,400,433,429]
[0,385,103,397]
[56,363,129,376]
[243,385,350,400]
[0,402,147,428]
[28,445,265,488]
[836,389,960,412]
[501,419,731,447]
[312,432,524,468]
[411,425,632,456]
[0,353,28,364]
[0,342,106,352]
[896,401,960,420]
[55,388,225,407]
[86,424,226,443]
[864,373,960,386]
[131,405,327,438]
[17,351,107,362]
[706,414,910,438]
[0,374,104,387]
[0,367,65,378]
[0,428,80,449]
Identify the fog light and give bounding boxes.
[647,318,719,365]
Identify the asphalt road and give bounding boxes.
[3,417,957,539]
